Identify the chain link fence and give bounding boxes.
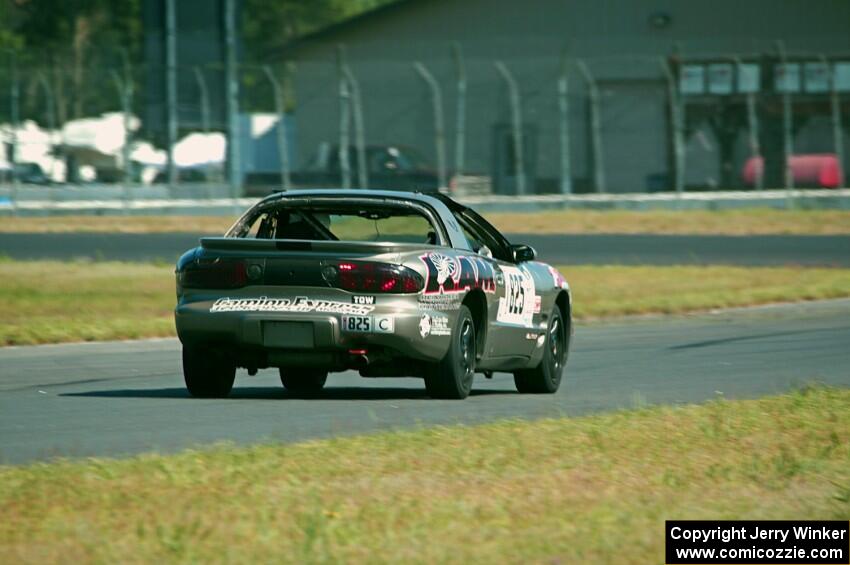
[1,42,848,211]
[0,52,293,208]
[293,46,849,197]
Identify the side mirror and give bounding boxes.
[511,244,536,263]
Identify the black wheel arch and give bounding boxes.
[555,290,571,329]
[462,289,488,362]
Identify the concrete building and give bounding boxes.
[281,0,850,193]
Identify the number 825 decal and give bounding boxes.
[497,266,536,327]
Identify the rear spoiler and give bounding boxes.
[200,237,436,255]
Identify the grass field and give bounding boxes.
[2,259,850,346]
[488,208,850,236]
[3,208,850,235]
[1,387,847,563]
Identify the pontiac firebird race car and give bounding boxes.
[174,189,572,400]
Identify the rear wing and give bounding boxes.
[199,237,439,256]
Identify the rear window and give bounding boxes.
[231,204,438,245]
[325,213,434,243]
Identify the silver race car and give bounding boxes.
[175,189,572,399]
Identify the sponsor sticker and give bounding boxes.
[419,252,497,295]
[418,293,461,312]
[548,266,569,289]
[418,252,497,312]
[210,296,374,316]
[525,331,545,347]
[419,313,450,338]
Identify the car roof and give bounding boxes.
[257,189,471,250]
[260,188,464,210]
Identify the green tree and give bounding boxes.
[1,0,142,123]
[242,0,395,62]
[1,0,395,124]
[240,0,396,113]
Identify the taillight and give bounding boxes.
[180,259,247,289]
[324,261,423,293]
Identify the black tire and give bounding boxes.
[279,369,328,396]
[183,346,236,398]
[424,305,476,399]
[514,307,568,394]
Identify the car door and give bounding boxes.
[452,210,537,360]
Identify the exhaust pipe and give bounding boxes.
[347,348,370,369]
[351,354,369,369]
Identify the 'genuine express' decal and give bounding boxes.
[210,296,374,316]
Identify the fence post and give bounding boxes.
[823,54,845,187]
[747,92,763,190]
[193,66,212,186]
[451,42,466,177]
[336,46,351,189]
[165,0,178,192]
[193,68,211,137]
[735,57,763,190]
[494,61,526,195]
[577,60,605,193]
[263,65,292,191]
[414,62,447,190]
[7,49,20,214]
[119,49,134,192]
[776,41,794,196]
[37,73,56,176]
[557,48,573,195]
[225,0,241,198]
[37,72,57,212]
[111,49,135,209]
[660,58,685,195]
[110,69,131,209]
[341,64,367,190]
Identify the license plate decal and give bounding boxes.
[342,315,372,332]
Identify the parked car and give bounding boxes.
[0,162,52,185]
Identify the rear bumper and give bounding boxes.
[174,297,452,369]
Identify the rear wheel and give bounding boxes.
[514,307,567,394]
[183,346,236,398]
[279,369,328,396]
[424,305,476,399]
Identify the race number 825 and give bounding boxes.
[342,316,372,332]
[507,273,526,315]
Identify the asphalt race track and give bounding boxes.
[1,300,848,464]
[1,232,849,266]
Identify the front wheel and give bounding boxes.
[183,346,236,398]
[424,305,476,399]
[279,369,328,396]
[514,307,568,394]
